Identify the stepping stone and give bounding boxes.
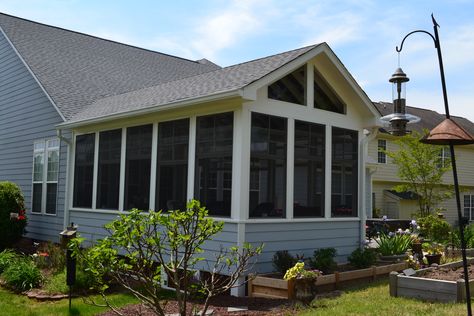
[228,306,248,312]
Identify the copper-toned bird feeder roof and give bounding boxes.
[421,118,474,145]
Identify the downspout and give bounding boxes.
[57,129,71,229]
[360,128,378,246]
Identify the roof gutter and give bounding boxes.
[57,89,245,129]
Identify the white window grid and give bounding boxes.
[465,195,474,221]
[31,138,59,215]
[377,139,386,164]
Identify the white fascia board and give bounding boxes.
[242,44,326,98]
[57,89,246,129]
[0,26,66,122]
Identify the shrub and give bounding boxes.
[0,181,27,249]
[309,248,337,274]
[34,242,66,272]
[375,232,412,256]
[451,224,474,248]
[0,249,19,273]
[417,214,451,243]
[348,248,377,268]
[272,250,296,275]
[2,257,42,292]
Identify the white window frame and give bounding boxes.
[377,139,386,164]
[438,147,450,168]
[464,195,474,221]
[31,138,60,215]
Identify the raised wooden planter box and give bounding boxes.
[389,258,474,303]
[249,262,407,299]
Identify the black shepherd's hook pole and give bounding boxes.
[396,14,471,315]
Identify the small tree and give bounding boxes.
[386,130,452,217]
[0,181,27,249]
[70,200,263,316]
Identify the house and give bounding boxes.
[0,13,381,289]
[368,102,474,224]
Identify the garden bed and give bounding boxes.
[389,258,474,302]
[249,262,407,299]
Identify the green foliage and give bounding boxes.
[451,224,474,248]
[2,257,42,292]
[34,242,66,272]
[375,233,412,256]
[347,248,377,268]
[272,250,296,275]
[385,131,452,216]
[42,270,69,294]
[422,242,444,255]
[0,249,19,273]
[417,214,451,243]
[70,200,263,316]
[309,248,337,274]
[0,181,27,249]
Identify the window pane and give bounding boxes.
[268,66,306,105]
[73,134,95,208]
[314,68,345,114]
[33,153,44,181]
[378,139,386,164]
[46,183,57,214]
[32,183,42,213]
[249,112,287,218]
[331,127,358,217]
[47,149,59,181]
[157,119,189,211]
[125,125,152,210]
[97,129,122,210]
[294,121,325,217]
[195,113,233,216]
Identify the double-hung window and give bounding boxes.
[465,195,474,221]
[32,139,60,214]
[377,139,387,164]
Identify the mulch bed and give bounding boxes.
[98,296,296,316]
[420,264,474,282]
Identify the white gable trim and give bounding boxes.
[242,43,381,122]
[0,26,66,122]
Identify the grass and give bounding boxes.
[0,287,138,316]
[298,279,468,316]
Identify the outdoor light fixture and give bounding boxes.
[391,15,474,316]
[380,67,420,136]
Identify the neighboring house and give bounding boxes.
[368,102,474,224]
[0,13,381,287]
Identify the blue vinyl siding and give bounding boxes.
[245,221,361,273]
[0,31,66,242]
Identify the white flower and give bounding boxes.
[382,215,388,221]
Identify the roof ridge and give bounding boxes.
[0,12,205,65]
[222,44,318,69]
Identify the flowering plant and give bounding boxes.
[283,262,320,280]
[423,242,444,255]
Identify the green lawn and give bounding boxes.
[0,288,138,316]
[298,280,468,316]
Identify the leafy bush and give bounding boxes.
[0,182,27,249]
[348,248,377,268]
[451,224,474,248]
[417,214,451,243]
[272,250,296,275]
[376,233,412,256]
[309,248,337,273]
[42,270,69,294]
[2,257,42,292]
[0,249,19,273]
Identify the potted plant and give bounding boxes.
[376,231,412,262]
[423,242,444,265]
[283,262,320,303]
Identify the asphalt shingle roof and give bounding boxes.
[374,102,474,136]
[0,13,221,120]
[69,45,318,123]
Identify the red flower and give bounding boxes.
[18,215,26,221]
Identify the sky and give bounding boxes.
[1,0,473,122]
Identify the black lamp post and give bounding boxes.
[386,15,474,315]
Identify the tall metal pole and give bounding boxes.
[431,15,471,315]
[395,15,472,315]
